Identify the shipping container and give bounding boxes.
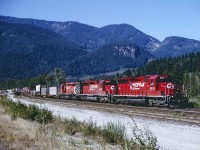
[49,87,57,96]
[36,85,46,95]
[41,87,48,96]
[21,87,30,93]
[36,85,41,93]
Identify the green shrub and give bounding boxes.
[26,104,40,121]
[64,117,83,135]
[35,107,54,124]
[0,96,53,124]
[15,101,28,119]
[83,118,98,136]
[0,96,9,106]
[126,120,158,150]
[189,97,200,108]
[101,121,125,144]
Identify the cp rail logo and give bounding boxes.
[89,85,98,90]
[130,82,145,90]
[166,83,174,89]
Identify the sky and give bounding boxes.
[0,0,200,41]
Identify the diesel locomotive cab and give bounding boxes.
[158,75,187,107]
[159,75,176,96]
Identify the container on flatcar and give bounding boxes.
[14,88,21,93]
[49,87,58,96]
[21,87,30,93]
[35,85,46,95]
[36,85,41,93]
[41,87,48,96]
[7,89,13,93]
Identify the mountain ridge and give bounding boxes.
[0,15,161,52]
[0,16,200,81]
[153,36,200,57]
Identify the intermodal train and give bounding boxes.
[24,74,188,108]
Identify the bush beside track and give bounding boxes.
[0,95,54,124]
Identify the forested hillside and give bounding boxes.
[66,42,154,76]
[135,52,200,79]
[0,21,87,80]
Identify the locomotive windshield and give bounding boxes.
[118,80,129,84]
[159,75,182,91]
[159,76,175,83]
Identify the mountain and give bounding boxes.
[1,16,200,81]
[153,36,200,58]
[0,16,161,52]
[93,24,161,52]
[1,16,200,57]
[66,42,154,76]
[0,21,87,80]
[0,21,154,80]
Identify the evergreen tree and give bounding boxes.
[53,68,66,87]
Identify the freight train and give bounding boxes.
[24,74,188,108]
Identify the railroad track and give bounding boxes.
[19,92,200,125]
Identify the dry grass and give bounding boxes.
[0,106,121,150]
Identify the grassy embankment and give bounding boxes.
[189,97,200,108]
[0,95,158,150]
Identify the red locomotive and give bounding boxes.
[59,74,187,108]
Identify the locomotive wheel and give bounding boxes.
[97,97,100,103]
[145,99,150,107]
[110,95,115,104]
[75,96,79,101]
[124,101,129,105]
[168,102,174,109]
[149,100,153,107]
